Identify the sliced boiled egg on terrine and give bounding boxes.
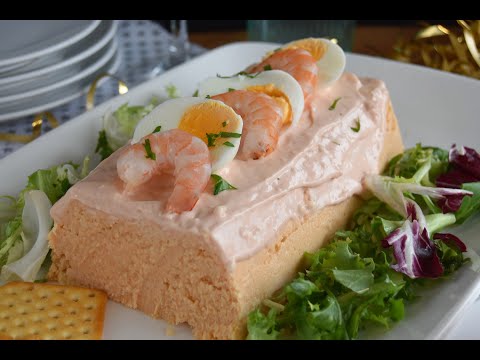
[132,97,243,172]
[197,69,304,126]
[281,37,346,87]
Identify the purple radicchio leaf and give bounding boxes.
[436,168,479,189]
[382,219,444,279]
[433,233,467,252]
[365,175,472,215]
[449,144,480,179]
[382,199,444,279]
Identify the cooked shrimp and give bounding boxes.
[117,129,211,213]
[248,48,318,104]
[212,90,284,160]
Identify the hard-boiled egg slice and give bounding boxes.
[282,38,346,87]
[132,97,243,172]
[197,69,304,126]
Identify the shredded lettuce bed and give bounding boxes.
[247,144,480,340]
[0,159,90,283]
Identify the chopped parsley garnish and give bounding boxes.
[228,88,236,92]
[351,118,361,133]
[152,126,162,134]
[263,64,272,71]
[222,120,229,127]
[217,71,262,79]
[192,89,199,97]
[95,130,114,160]
[143,139,156,160]
[206,133,220,147]
[223,141,234,147]
[211,174,237,195]
[165,83,180,98]
[206,131,242,147]
[273,47,282,52]
[205,95,211,99]
[220,132,241,138]
[329,97,342,111]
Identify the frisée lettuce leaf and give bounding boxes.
[247,144,479,340]
[96,97,159,159]
[0,158,91,283]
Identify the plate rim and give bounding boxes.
[0,20,101,68]
[0,37,118,106]
[0,47,121,122]
[0,20,118,86]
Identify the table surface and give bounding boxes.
[0,20,478,340]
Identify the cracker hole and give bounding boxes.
[57,290,65,295]
[47,324,56,331]
[85,304,94,310]
[69,310,77,315]
[82,329,90,335]
[64,334,72,340]
[55,302,63,307]
[88,293,95,298]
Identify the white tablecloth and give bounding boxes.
[0,20,206,159]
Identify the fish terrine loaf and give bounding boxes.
[48,71,403,339]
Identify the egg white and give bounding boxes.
[285,38,346,87]
[131,97,243,172]
[197,69,304,126]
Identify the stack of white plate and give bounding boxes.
[0,20,120,122]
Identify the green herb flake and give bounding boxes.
[143,139,156,160]
[205,95,211,99]
[351,118,361,133]
[192,89,199,97]
[152,126,162,134]
[95,130,114,160]
[228,88,236,92]
[329,97,342,111]
[263,64,272,71]
[206,133,220,147]
[211,174,237,195]
[220,132,241,138]
[165,83,180,98]
[223,141,234,147]
[222,120,229,127]
[217,71,261,79]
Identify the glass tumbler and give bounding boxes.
[247,20,356,51]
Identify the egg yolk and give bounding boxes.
[246,84,292,125]
[179,102,240,145]
[283,38,327,61]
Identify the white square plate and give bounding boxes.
[1,42,479,340]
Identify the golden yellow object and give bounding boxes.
[0,112,58,144]
[393,20,480,80]
[86,72,128,111]
[0,72,128,144]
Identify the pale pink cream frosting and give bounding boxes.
[51,73,389,271]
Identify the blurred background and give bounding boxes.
[1,19,478,158]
